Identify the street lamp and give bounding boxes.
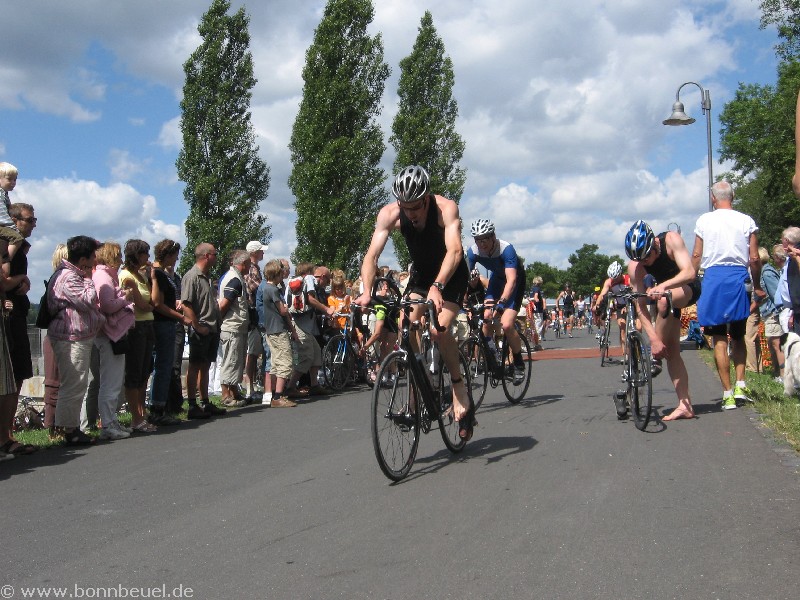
[663,81,714,212]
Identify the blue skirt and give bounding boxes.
[696,265,749,326]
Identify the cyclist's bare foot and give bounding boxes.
[452,379,470,421]
[663,403,695,421]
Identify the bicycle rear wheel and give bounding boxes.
[437,351,469,453]
[371,351,420,481]
[627,331,653,430]
[600,318,611,367]
[459,337,488,411]
[501,332,532,404]
[322,334,354,391]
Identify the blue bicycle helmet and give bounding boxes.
[624,220,655,261]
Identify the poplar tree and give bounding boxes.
[176,0,270,276]
[389,11,466,269]
[288,0,389,273]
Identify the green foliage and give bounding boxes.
[389,11,466,268]
[176,0,270,278]
[288,0,389,273]
[523,245,625,300]
[760,0,800,60]
[718,60,800,248]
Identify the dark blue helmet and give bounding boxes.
[625,220,655,261]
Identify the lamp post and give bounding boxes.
[663,81,714,212]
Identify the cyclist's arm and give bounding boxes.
[650,231,697,294]
[358,203,399,305]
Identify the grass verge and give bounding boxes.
[698,348,800,452]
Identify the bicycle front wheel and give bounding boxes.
[501,332,532,404]
[627,331,653,431]
[600,318,611,367]
[371,351,420,481]
[437,350,470,453]
[322,334,354,391]
[459,337,488,411]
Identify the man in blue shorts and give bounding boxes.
[466,218,527,382]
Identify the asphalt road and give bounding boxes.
[2,327,799,599]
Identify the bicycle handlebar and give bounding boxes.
[366,276,446,332]
[609,288,673,314]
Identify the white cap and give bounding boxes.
[246,241,268,253]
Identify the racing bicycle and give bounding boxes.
[366,278,472,482]
[460,301,533,410]
[609,288,672,431]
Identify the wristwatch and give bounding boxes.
[431,281,445,292]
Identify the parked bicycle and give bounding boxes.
[364,278,472,482]
[460,301,533,410]
[609,287,672,431]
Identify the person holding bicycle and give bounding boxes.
[356,165,473,439]
[625,220,701,421]
[466,218,527,383]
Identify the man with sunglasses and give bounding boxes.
[625,219,701,420]
[356,165,474,439]
[466,218,527,382]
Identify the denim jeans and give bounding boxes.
[150,320,177,409]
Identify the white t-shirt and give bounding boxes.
[694,208,757,269]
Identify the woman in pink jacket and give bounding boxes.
[46,235,104,446]
[92,242,135,440]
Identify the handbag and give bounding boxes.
[35,279,54,329]
[109,333,130,355]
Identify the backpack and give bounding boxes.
[686,320,707,349]
[286,276,309,314]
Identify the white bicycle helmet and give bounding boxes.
[392,165,430,204]
[470,218,495,237]
[607,261,623,279]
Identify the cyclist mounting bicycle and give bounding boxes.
[465,218,527,383]
[355,165,474,439]
[625,220,701,421]
[594,261,629,357]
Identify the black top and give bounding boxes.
[644,232,681,284]
[153,267,179,322]
[8,239,30,316]
[399,198,447,285]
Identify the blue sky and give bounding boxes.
[0,0,784,297]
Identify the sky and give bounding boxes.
[0,0,784,297]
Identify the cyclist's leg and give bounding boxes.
[433,300,470,420]
[658,295,694,420]
[500,308,522,354]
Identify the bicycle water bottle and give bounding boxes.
[429,345,439,374]
[496,338,504,363]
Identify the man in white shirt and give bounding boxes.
[692,180,765,409]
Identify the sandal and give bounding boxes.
[0,439,38,455]
[458,398,476,441]
[63,429,97,446]
[131,421,158,433]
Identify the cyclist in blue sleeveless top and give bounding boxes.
[466,218,527,382]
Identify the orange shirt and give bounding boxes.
[328,294,351,330]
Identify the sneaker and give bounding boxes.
[148,413,182,426]
[261,392,273,406]
[613,390,628,419]
[200,401,227,416]
[513,364,525,384]
[568,333,573,338]
[113,420,133,434]
[533,344,544,352]
[286,387,310,399]
[733,384,751,402]
[774,376,783,384]
[722,395,737,410]
[99,425,130,440]
[186,404,211,420]
[0,449,14,462]
[222,397,246,408]
[271,396,298,408]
